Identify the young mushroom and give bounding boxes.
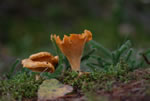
[51,30,92,71]
[22,52,59,73]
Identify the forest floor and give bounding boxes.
[1,67,150,101]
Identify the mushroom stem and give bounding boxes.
[67,57,81,71]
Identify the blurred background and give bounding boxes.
[0,0,150,74]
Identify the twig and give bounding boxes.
[142,54,150,65]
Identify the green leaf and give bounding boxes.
[118,40,132,54]
[89,40,112,58]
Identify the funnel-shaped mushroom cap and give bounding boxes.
[22,52,58,73]
[51,30,92,71]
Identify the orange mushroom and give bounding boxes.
[29,52,58,66]
[22,52,59,73]
[51,30,92,71]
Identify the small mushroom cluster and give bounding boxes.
[22,29,92,73]
[22,52,58,73]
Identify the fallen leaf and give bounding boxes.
[38,79,73,101]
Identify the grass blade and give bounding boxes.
[89,40,112,58]
[118,40,132,54]
[51,36,63,64]
[112,40,132,65]
[8,59,20,78]
[125,49,133,62]
[81,48,96,61]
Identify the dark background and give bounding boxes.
[0,0,150,73]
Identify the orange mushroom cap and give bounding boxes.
[29,52,59,66]
[51,30,92,71]
[22,52,59,73]
[22,59,55,73]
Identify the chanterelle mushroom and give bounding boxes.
[29,52,58,66]
[22,52,59,73]
[51,30,92,71]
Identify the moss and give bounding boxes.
[58,60,135,92]
[0,72,44,100]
